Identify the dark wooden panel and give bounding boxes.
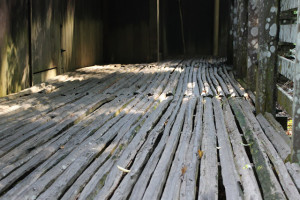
[0,0,30,97]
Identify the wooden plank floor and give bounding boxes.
[0,59,299,200]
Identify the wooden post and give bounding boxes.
[232,0,238,70]
[256,0,279,114]
[213,0,220,56]
[227,0,234,64]
[291,1,300,164]
[247,0,259,91]
[157,0,160,61]
[236,0,248,78]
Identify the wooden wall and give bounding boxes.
[0,0,30,97]
[0,0,105,97]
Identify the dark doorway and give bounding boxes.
[161,0,215,58]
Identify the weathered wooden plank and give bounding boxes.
[179,96,203,199]
[11,89,157,199]
[198,98,218,200]
[285,162,300,190]
[229,98,286,199]
[256,0,279,114]
[12,67,172,199]
[0,68,166,195]
[0,69,127,138]
[237,98,300,199]
[213,98,243,199]
[223,99,262,199]
[193,67,200,97]
[214,67,230,96]
[1,95,138,199]
[128,78,186,200]
[209,68,224,97]
[264,112,291,145]
[281,0,298,11]
[141,98,188,200]
[218,67,238,97]
[278,55,295,81]
[197,64,204,95]
[280,24,297,44]
[39,95,173,200]
[257,114,291,161]
[206,66,218,96]
[201,65,213,97]
[160,97,196,200]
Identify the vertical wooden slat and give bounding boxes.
[247,0,259,91]
[232,0,238,70]
[256,0,279,114]
[236,0,248,78]
[157,0,160,61]
[291,2,300,164]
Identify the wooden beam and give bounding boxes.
[213,0,220,56]
[256,0,279,114]
[247,0,259,91]
[291,1,300,164]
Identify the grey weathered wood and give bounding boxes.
[160,97,196,200]
[0,68,132,141]
[291,0,300,163]
[280,24,297,44]
[1,96,136,199]
[142,98,188,200]
[286,162,300,190]
[223,99,262,200]
[40,95,173,200]
[209,68,224,96]
[213,98,242,199]
[247,0,259,91]
[179,96,203,200]
[206,66,217,96]
[0,66,157,192]
[228,71,246,96]
[197,65,204,95]
[16,67,173,200]
[256,0,279,114]
[281,0,298,11]
[217,67,237,97]
[229,98,286,199]
[278,55,295,81]
[264,112,291,145]
[97,100,188,200]
[257,114,291,161]
[193,67,200,97]
[237,98,300,199]
[213,67,230,96]
[0,65,168,197]
[201,65,213,97]
[0,94,141,196]
[198,98,218,200]
[247,89,256,104]
[128,73,186,200]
